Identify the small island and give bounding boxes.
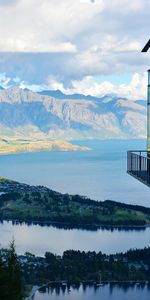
[0,177,150,226]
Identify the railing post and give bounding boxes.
[127,151,150,186]
[139,154,141,171]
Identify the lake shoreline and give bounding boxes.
[25,280,150,300]
[1,217,150,230]
[10,246,150,294]
[0,177,150,227]
[0,138,90,155]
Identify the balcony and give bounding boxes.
[127,151,150,187]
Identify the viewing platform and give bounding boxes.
[127,151,150,187]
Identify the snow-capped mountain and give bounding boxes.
[0,86,146,140]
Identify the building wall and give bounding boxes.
[147,71,150,151]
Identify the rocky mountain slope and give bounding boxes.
[0,86,146,140]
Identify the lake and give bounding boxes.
[1,221,150,256]
[1,139,150,298]
[33,283,150,300]
[0,139,149,206]
[0,140,150,256]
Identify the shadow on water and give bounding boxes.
[0,219,147,232]
[35,282,150,299]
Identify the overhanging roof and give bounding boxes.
[141,39,150,52]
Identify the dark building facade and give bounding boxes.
[127,69,150,187]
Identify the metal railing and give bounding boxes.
[127,150,150,187]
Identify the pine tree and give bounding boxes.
[6,239,23,300]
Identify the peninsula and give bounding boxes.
[0,136,89,154]
[0,177,150,226]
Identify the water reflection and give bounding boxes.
[0,220,147,232]
[0,221,150,256]
[33,283,150,300]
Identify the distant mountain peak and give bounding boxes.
[0,86,146,140]
[38,89,104,101]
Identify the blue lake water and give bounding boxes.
[1,139,150,298]
[1,221,150,256]
[0,140,150,258]
[34,283,150,300]
[0,139,149,206]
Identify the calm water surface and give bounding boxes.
[1,140,150,298]
[0,139,149,206]
[0,140,150,257]
[34,284,150,300]
[1,221,150,256]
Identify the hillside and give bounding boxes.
[0,178,150,226]
[0,86,146,141]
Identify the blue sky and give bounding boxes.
[94,74,131,85]
[0,0,149,99]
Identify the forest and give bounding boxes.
[0,186,150,226]
[1,243,150,299]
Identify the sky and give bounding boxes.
[0,0,149,99]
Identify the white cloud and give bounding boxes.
[0,0,149,89]
[0,71,147,100]
[0,0,148,54]
[0,73,11,87]
[0,40,77,53]
[47,72,147,100]
[0,0,103,52]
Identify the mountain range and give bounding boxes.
[0,86,146,141]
